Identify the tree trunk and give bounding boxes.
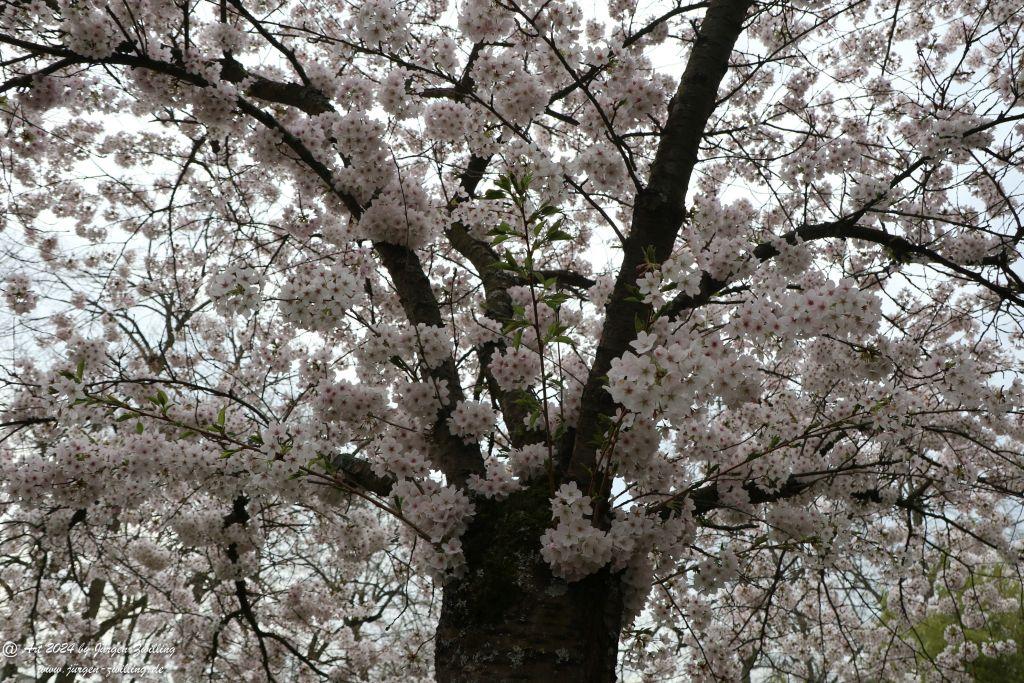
[435,485,624,682]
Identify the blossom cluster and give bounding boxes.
[458,0,514,43]
[355,176,443,248]
[507,443,549,480]
[466,459,520,500]
[357,323,453,373]
[424,101,472,143]
[607,333,724,418]
[315,380,387,425]
[390,479,475,577]
[278,262,361,332]
[61,6,117,59]
[540,483,670,581]
[352,0,409,49]
[2,273,38,314]
[898,111,995,162]
[540,483,616,581]
[489,346,542,391]
[373,435,432,480]
[730,278,883,341]
[206,263,261,317]
[447,400,497,444]
[493,71,548,127]
[394,378,450,423]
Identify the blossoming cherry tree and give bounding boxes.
[2,0,1024,680]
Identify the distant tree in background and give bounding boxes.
[2,0,1024,680]
[897,564,1024,682]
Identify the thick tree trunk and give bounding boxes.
[434,485,623,682]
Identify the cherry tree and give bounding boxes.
[2,0,1024,680]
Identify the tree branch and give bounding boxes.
[566,0,755,486]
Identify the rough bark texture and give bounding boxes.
[435,485,623,682]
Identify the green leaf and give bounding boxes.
[487,222,512,237]
[546,227,573,242]
[147,390,169,410]
[501,319,527,334]
[135,422,144,434]
[498,255,521,272]
[545,292,569,308]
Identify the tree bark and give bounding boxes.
[434,485,623,682]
